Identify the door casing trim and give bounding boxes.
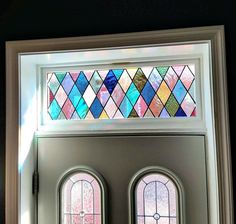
[5,25,233,224]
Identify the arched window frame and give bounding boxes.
[57,166,107,224]
[129,166,185,224]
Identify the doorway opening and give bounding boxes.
[5,26,233,224]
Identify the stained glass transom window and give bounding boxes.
[135,173,178,224]
[47,65,196,120]
[61,172,102,224]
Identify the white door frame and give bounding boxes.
[5,26,233,224]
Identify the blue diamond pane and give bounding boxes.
[113,69,124,80]
[76,98,89,119]
[126,83,140,106]
[119,96,133,118]
[90,97,103,118]
[172,80,187,103]
[141,81,156,105]
[48,99,61,120]
[75,72,89,95]
[104,70,118,94]
[160,108,170,118]
[61,73,74,94]
[69,85,81,108]
[175,106,187,117]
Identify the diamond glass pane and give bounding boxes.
[135,173,178,224]
[47,65,196,120]
[61,172,102,224]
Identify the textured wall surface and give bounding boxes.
[0,0,235,223]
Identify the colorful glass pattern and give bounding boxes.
[135,173,178,224]
[47,65,196,120]
[61,172,102,224]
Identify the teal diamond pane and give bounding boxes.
[90,71,103,93]
[48,73,60,95]
[126,83,140,106]
[188,83,195,100]
[112,69,124,80]
[55,72,66,83]
[172,80,187,104]
[57,111,66,120]
[48,99,61,120]
[120,96,133,118]
[69,85,81,108]
[76,98,89,119]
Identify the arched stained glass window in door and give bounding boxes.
[131,168,184,224]
[60,169,105,224]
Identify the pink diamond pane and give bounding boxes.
[144,109,154,118]
[181,93,195,117]
[180,66,194,90]
[119,70,132,92]
[141,67,153,78]
[55,86,67,107]
[126,68,137,79]
[97,84,110,106]
[134,96,148,117]
[104,98,118,118]
[85,111,94,120]
[111,84,125,107]
[62,99,75,119]
[83,70,94,81]
[70,72,80,82]
[164,67,178,90]
[98,70,109,80]
[172,65,184,76]
[114,109,124,119]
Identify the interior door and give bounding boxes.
[37,135,208,224]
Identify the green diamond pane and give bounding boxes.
[165,94,179,116]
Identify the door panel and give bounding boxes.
[38,135,208,224]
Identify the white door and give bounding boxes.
[37,135,208,224]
